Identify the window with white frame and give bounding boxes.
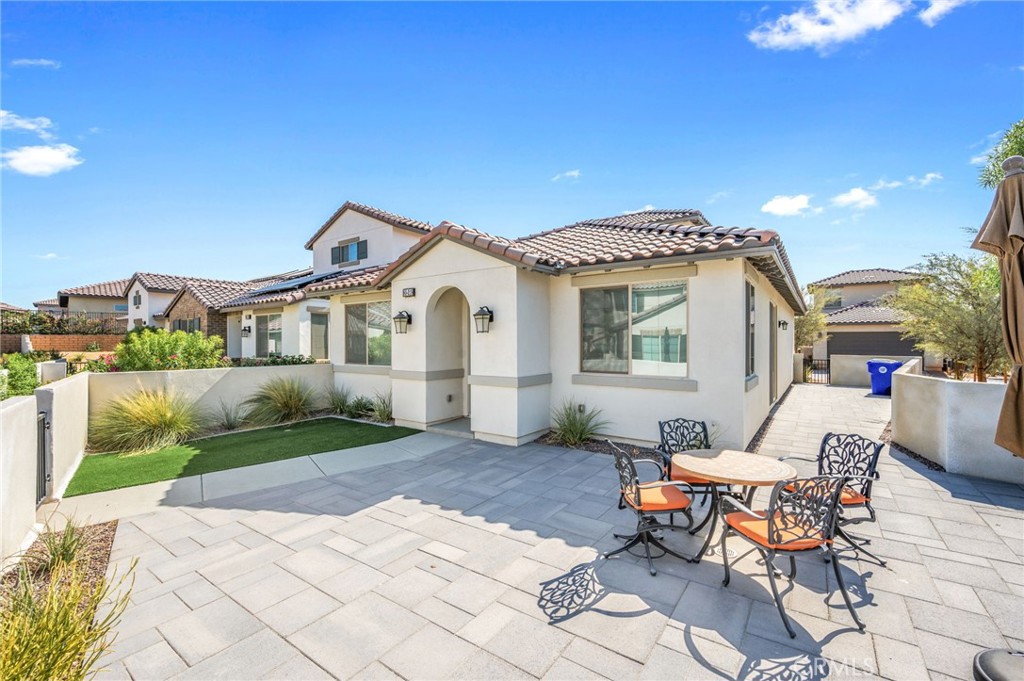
[580,280,687,376]
[745,282,756,377]
[345,301,391,365]
[310,312,329,361]
[331,239,368,267]
[256,313,283,357]
[172,317,201,333]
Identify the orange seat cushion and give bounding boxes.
[625,483,692,512]
[724,511,826,551]
[670,469,714,485]
[785,482,869,507]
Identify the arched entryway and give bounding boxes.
[425,287,472,427]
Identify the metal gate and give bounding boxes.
[804,359,830,385]
[36,412,50,504]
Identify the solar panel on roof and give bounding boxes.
[248,270,336,295]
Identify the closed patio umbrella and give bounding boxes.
[972,155,1024,457]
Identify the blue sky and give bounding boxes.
[2,1,1021,307]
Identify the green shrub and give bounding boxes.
[242,377,315,426]
[217,400,244,431]
[325,385,351,415]
[4,354,39,397]
[113,329,229,371]
[344,395,373,420]
[370,391,393,423]
[549,399,610,448]
[236,355,316,367]
[0,560,134,681]
[89,389,206,454]
[0,371,8,401]
[84,342,101,352]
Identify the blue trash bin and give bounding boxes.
[866,359,903,395]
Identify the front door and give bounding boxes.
[769,303,778,404]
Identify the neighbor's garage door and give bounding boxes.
[827,331,921,358]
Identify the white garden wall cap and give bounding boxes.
[808,268,920,288]
[57,277,132,299]
[303,200,433,250]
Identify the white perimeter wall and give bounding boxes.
[892,359,1024,482]
[89,364,334,420]
[1,396,38,569]
[36,373,90,498]
[831,354,920,388]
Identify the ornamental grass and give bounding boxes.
[89,389,206,455]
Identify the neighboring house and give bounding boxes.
[33,299,63,313]
[57,278,132,315]
[220,202,804,450]
[123,272,283,329]
[161,268,311,357]
[808,268,934,363]
[0,302,27,313]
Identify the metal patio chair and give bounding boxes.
[604,440,696,576]
[654,418,732,530]
[719,475,865,638]
[780,432,886,565]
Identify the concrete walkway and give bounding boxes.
[92,385,1022,680]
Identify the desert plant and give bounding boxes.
[242,377,315,426]
[113,329,229,371]
[217,399,245,431]
[370,391,393,423]
[89,389,206,454]
[324,385,351,415]
[31,520,88,573]
[3,354,39,397]
[549,399,610,447]
[344,395,373,420]
[0,560,135,681]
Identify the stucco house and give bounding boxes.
[57,278,132,316]
[808,268,935,364]
[219,202,804,450]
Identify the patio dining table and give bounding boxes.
[671,449,798,562]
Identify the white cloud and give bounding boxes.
[747,0,910,53]
[761,194,816,217]
[0,109,55,141]
[2,144,83,176]
[870,178,903,190]
[623,204,656,214]
[551,169,581,182]
[706,190,731,204]
[831,186,878,209]
[918,0,970,27]
[908,172,942,186]
[10,58,61,69]
[35,253,68,260]
[970,150,992,165]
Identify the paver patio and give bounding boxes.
[66,385,1022,680]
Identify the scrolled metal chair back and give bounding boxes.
[609,443,642,509]
[658,418,710,453]
[818,432,883,496]
[768,476,844,547]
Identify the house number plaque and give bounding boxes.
[402,288,416,297]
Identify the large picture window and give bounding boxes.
[345,301,391,365]
[581,280,687,376]
[745,282,756,377]
[256,313,283,357]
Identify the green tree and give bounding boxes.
[979,119,1024,188]
[794,286,837,351]
[888,254,1006,382]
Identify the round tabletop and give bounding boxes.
[671,449,798,487]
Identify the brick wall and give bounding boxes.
[1,334,122,354]
[164,291,229,347]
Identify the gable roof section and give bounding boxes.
[58,278,132,299]
[303,201,432,250]
[164,281,256,315]
[34,298,60,308]
[126,272,257,294]
[809,268,918,288]
[0,302,27,313]
[584,209,709,227]
[826,300,906,325]
[219,264,386,311]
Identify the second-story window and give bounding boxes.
[331,239,368,267]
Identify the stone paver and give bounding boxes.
[92,385,1022,679]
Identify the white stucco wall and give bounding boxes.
[891,359,1024,482]
[127,284,175,328]
[1,396,39,569]
[35,373,90,499]
[88,364,334,421]
[64,295,126,314]
[831,354,919,388]
[310,211,423,276]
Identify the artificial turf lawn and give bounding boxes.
[65,418,419,497]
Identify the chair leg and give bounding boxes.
[788,555,797,580]
[688,503,715,535]
[720,528,732,587]
[829,548,865,630]
[836,526,887,566]
[604,532,643,559]
[764,552,796,639]
[641,531,657,576]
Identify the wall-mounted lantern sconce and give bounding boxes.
[778,320,789,331]
[473,306,494,334]
[241,326,252,337]
[393,311,411,334]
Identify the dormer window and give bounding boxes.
[331,239,368,267]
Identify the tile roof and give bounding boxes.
[129,272,258,294]
[583,209,709,227]
[0,302,27,312]
[34,298,60,308]
[303,201,432,250]
[219,265,385,310]
[826,300,906,325]
[172,282,256,310]
[304,264,389,294]
[58,278,132,298]
[809,268,919,288]
[246,267,313,287]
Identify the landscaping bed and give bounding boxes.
[66,417,419,496]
